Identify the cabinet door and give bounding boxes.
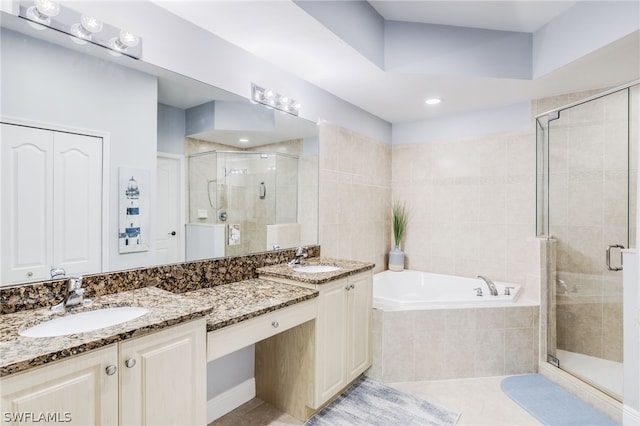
[314,278,348,408]
[53,132,102,277]
[346,271,373,381]
[119,319,206,426]
[0,345,118,426]
[1,124,54,284]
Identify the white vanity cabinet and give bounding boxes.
[119,319,206,426]
[0,123,103,285]
[1,319,206,426]
[1,345,118,425]
[313,270,372,408]
[257,269,373,412]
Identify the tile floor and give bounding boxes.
[210,376,541,425]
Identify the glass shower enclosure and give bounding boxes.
[187,150,299,259]
[536,82,639,400]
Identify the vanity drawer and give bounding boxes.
[207,298,317,362]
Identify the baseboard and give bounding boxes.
[207,378,256,424]
[624,405,640,425]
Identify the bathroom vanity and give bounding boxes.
[1,320,205,425]
[0,255,373,425]
[256,258,374,417]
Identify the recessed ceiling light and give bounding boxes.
[425,98,441,105]
[239,138,249,143]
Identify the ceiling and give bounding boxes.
[156,1,640,124]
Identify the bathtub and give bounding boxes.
[373,269,522,310]
[367,269,539,383]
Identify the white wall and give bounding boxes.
[0,28,158,272]
[157,103,185,155]
[533,1,640,78]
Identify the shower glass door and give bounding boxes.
[541,86,637,401]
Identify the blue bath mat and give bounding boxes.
[501,374,619,426]
[306,376,460,426]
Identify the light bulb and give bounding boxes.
[111,30,140,52]
[71,15,103,40]
[26,0,60,25]
[425,98,441,105]
[119,30,139,47]
[81,15,103,33]
[35,0,60,18]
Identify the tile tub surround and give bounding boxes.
[256,257,374,284]
[0,286,213,376]
[183,279,318,331]
[0,245,320,314]
[367,305,539,383]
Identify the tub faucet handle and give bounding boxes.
[474,287,483,296]
[504,286,515,296]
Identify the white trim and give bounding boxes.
[156,152,186,262]
[624,405,640,425]
[0,116,111,276]
[206,378,256,424]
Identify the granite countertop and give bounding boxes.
[0,287,213,377]
[256,257,375,284]
[0,279,318,377]
[183,279,318,331]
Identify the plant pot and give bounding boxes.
[388,246,405,272]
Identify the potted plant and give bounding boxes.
[389,200,408,271]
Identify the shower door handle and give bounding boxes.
[606,244,625,271]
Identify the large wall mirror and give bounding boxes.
[0,11,319,287]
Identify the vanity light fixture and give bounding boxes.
[425,98,442,105]
[252,83,301,116]
[18,0,142,59]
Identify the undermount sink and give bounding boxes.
[293,264,341,273]
[19,306,149,338]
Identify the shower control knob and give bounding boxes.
[169,231,176,236]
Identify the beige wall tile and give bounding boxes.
[505,327,537,374]
[474,329,506,376]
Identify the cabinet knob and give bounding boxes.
[105,365,117,376]
[125,358,136,368]
[345,286,350,291]
[27,271,33,277]
[271,321,279,328]
[169,231,176,236]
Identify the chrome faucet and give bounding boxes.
[52,276,88,311]
[50,266,66,280]
[289,246,308,265]
[477,275,498,296]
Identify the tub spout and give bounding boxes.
[477,275,498,296]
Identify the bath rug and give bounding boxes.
[305,376,460,426]
[501,374,619,426]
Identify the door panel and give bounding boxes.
[155,156,182,265]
